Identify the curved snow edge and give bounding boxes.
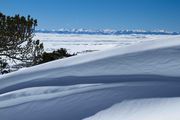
[84,97,180,120]
[0,83,124,108]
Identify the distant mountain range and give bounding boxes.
[36,29,180,35]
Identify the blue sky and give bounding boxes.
[0,0,180,31]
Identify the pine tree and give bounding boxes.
[0,12,43,67]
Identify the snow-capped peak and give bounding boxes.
[36,28,180,35]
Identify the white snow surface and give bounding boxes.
[0,34,180,120]
[84,97,180,120]
[34,33,176,53]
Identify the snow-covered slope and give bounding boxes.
[0,35,180,120]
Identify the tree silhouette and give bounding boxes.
[0,12,43,66]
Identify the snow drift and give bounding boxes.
[0,35,180,120]
[84,97,180,120]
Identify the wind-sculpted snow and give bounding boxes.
[0,36,180,93]
[0,84,123,108]
[0,36,180,120]
[1,80,180,120]
[84,97,180,120]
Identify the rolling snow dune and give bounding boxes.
[0,36,180,93]
[1,81,180,120]
[0,35,180,120]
